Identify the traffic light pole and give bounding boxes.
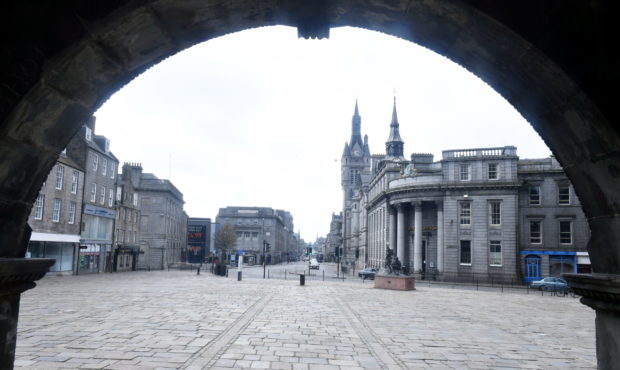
[263,240,266,279]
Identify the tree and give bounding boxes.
[214,223,237,264]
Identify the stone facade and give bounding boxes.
[114,163,143,271]
[66,117,119,274]
[342,103,590,284]
[26,154,85,275]
[136,172,187,270]
[215,207,297,265]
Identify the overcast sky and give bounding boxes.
[94,26,550,242]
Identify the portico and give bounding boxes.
[388,199,444,275]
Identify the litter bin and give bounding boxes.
[216,264,227,276]
[300,274,305,286]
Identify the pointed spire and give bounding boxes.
[391,96,399,127]
[350,99,363,148]
[342,142,350,157]
[386,96,404,158]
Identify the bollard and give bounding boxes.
[197,266,200,275]
[300,274,305,286]
[285,269,287,280]
[238,271,242,281]
[268,269,270,279]
[323,270,325,281]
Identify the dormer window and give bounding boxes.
[104,139,110,153]
[85,127,92,141]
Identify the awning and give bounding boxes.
[30,232,80,243]
[577,251,591,265]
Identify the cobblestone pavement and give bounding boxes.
[16,271,596,369]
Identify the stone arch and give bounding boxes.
[1,1,618,367]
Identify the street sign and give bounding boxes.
[239,250,244,255]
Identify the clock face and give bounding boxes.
[354,149,361,156]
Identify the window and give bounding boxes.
[54,165,64,190]
[489,202,501,225]
[133,193,139,207]
[116,186,122,201]
[92,153,99,171]
[68,202,76,224]
[558,185,570,205]
[52,199,61,222]
[530,220,542,244]
[85,126,92,141]
[100,186,106,204]
[459,164,470,181]
[34,194,45,220]
[102,158,107,176]
[108,188,114,207]
[559,221,572,244]
[110,162,116,179]
[71,170,78,194]
[489,240,502,266]
[90,183,97,202]
[488,163,498,180]
[460,240,471,265]
[529,186,541,205]
[459,202,471,225]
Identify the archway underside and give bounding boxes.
[0,1,619,367]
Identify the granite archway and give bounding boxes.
[1,1,618,368]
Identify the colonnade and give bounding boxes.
[389,201,444,273]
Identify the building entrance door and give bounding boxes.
[525,255,541,283]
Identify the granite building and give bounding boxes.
[66,117,119,274]
[135,169,187,270]
[341,101,590,283]
[215,206,297,265]
[26,152,85,275]
[114,163,143,271]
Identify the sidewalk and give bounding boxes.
[16,271,596,369]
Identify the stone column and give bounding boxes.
[396,204,405,264]
[389,206,397,256]
[0,258,54,369]
[436,201,444,273]
[563,273,620,370]
[413,202,423,273]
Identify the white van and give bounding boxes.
[309,258,320,270]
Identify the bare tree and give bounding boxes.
[214,223,238,264]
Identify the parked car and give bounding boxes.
[530,277,570,291]
[309,258,320,270]
[358,267,378,280]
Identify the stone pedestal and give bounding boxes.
[564,273,620,370]
[0,258,54,369]
[374,274,415,291]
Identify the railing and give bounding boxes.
[442,146,517,159]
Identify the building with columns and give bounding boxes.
[341,101,589,283]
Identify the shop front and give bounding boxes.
[521,250,578,283]
[114,245,140,272]
[80,204,115,273]
[27,232,80,275]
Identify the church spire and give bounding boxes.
[349,99,363,150]
[385,96,404,158]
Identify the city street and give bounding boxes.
[16,270,596,369]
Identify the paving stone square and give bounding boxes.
[16,270,595,369]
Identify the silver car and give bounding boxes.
[530,277,569,291]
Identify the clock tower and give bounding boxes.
[341,101,371,203]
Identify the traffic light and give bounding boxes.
[266,242,270,252]
[308,247,312,256]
